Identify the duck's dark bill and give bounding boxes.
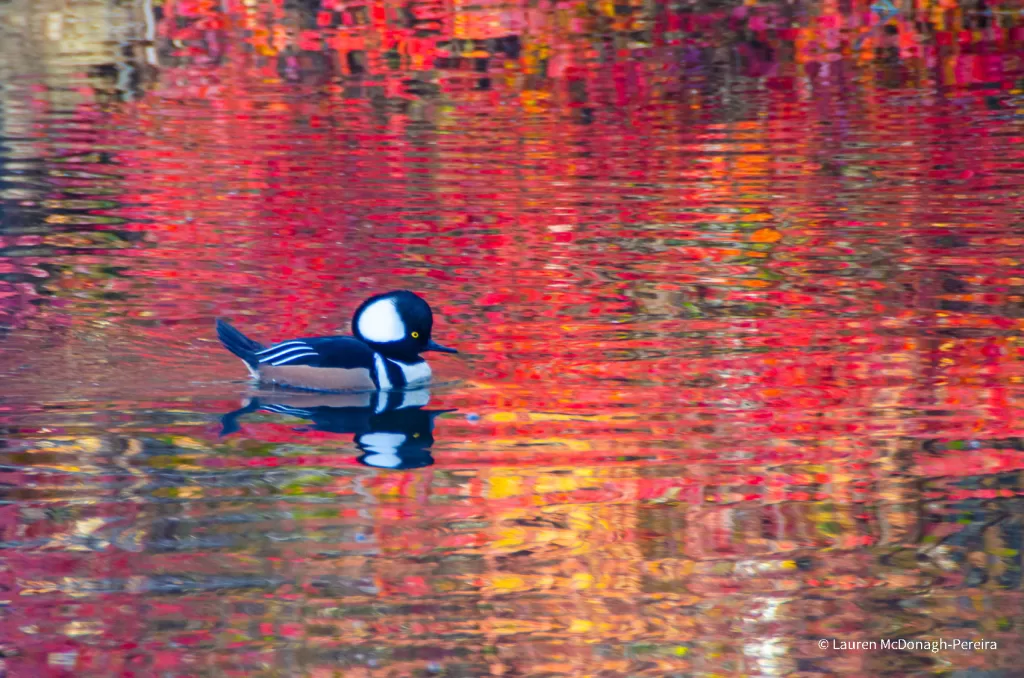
[426,340,458,354]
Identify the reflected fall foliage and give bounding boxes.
[1,0,1024,676]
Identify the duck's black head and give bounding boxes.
[351,290,457,361]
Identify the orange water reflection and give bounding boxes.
[1,0,1024,676]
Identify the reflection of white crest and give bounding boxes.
[362,453,402,468]
[361,432,406,450]
[357,298,405,343]
[359,432,406,468]
[361,432,406,451]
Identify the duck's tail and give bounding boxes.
[216,318,264,372]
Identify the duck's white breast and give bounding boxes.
[392,359,432,386]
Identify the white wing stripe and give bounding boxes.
[259,344,313,363]
[256,340,306,355]
[270,351,318,366]
[263,404,311,417]
[260,343,310,357]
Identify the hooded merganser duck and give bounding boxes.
[219,390,451,469]
[216,290,457,392]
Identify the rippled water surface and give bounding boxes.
[2,1,1024,676]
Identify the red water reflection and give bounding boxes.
[1,0,1023,676]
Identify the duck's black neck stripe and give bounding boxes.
[373,353,409,390]
[375,390,405,413]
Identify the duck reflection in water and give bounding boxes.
[220,389,452,470]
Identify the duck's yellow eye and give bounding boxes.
[411,331,419,339]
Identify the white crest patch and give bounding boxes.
[357,298,405,343]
